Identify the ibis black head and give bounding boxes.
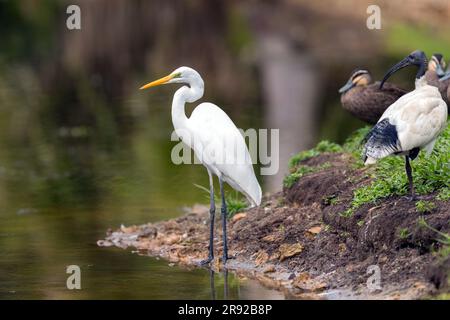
[379,50,428,89]
[338,69,372,94]
[429,53,446,77]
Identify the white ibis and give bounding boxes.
[140,67,262,264]
[364,50,448,199]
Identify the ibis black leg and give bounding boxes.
[201,172,215,265]
[405,156,416,200]
[219,178,229,263]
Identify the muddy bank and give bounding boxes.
[98,153,449,299]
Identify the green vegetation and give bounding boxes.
[225,193,248,217]
[386,23,450,59]
[284,140,342,188]
[437,187,450,201]
[288,140,342,169]
[346,125,449,215]
[418,217,450,247]
[398,227,411,240]
[415,200,436,213]
[342,126,371,156]
[285,124,449,217]
[283,162,331,188]
[322,194,340,206]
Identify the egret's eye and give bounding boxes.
[172,72,182,78]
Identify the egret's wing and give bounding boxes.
[187,103,262,206]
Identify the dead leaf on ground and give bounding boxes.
[262,233,281,242]
[254,250,269,266]
[232,213,247,222]
[120,224,137,233]
[293,274,328,292]
[307,226,322,235]
[278,243,303,261]
[263,265,275,273]
[164,234,181,245]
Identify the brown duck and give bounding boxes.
[339,69,407,124]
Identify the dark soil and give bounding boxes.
[99,152,450,299]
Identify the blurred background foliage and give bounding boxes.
[0,0,449,299]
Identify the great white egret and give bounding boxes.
[140,66,262,264]
[364,50,447,199]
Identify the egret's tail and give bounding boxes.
[245,181,262,207]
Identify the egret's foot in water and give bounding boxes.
[222,254,236,264]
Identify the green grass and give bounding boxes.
[342,126,371,156]
[418,217,450,247]
[398,227,411,240]
[416,200,436,213]
[437,187,450,201]
[288,140,342,169]
[285,124,449,217]
[283,162,331,188]
[284,140,342,188]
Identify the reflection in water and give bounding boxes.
[209,269,216,300]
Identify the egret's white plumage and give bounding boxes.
[140,66,261,263]
[187,103,262,206]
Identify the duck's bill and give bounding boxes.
[379,57,411,89]
[338,79,355,93]
[436,64,446,77]
[139,74,174,90]
[440,72,450,82]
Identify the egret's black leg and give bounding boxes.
[201,171,215,265]
[219,178,229,263]
[405,156,416,200]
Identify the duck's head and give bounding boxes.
[338,69,372,94]
[428,53,446,77]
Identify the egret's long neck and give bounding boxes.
[172,80,204,131]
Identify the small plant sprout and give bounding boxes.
[415,200,436,213]
[418,217,450,247]
[398,228,411,240]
